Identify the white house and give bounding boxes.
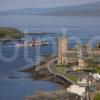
[92,73,100,80]
[67,84,85,96]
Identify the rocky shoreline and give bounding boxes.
[26,90,81,100]
[21,65,68,87]
[21,65,81,100]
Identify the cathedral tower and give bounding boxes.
[57,35,68,64]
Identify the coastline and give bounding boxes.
[20,63,81,100]
[20,64,68,88]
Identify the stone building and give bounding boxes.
[57,35,68,64]
[57,35,91,68]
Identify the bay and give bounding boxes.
[0,15,100,100]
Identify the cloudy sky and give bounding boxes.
[0,0,100,11]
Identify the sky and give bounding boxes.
[0,0,100,11]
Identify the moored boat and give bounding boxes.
[16,40,49,47]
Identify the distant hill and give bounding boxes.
[43,1,100,16]
[0,1,100,16]
[0,8,49,15]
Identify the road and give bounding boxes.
[46,58,75,85]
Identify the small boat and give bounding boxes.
[16,42,31,47]
[32,40,49,46]
[16,40,49,47]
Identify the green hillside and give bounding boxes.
[0,27,23,40]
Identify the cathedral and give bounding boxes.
[57,35,100,68]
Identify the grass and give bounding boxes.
[56,64,71,74]
[56,64,70,68]
[56,64,67,74]
[95,67,100,74]
[65,74,78,82]
[56,64,78,82]
[94,93,100,100]
[56,67,66,74]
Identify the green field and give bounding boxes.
[56,64,78,82]
[94,93,100,100]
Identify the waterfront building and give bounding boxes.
[67,84,85,96]
[57,35,68,64]
[57,35,85,68]
[57,35,100,68]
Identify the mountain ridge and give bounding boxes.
[0,1,100,16]
[42,1,100,16]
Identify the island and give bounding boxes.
[0,27,50,41]
[0,27,24,41]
